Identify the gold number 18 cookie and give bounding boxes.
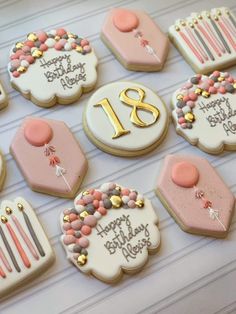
[83,82,169,156]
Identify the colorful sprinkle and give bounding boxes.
[78,237,89,248]
[63,235,76,245]
[98,207,107,215]
[81,225,91,236]
[83,215,97,227]
[71,220,83,230]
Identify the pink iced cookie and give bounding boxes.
[156,154,235,238]
[60,182,161,283]
[101,8,169,71]
[10,117,88,198]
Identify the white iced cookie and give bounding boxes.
[60,182,160,283]
[169,7,236,74]
[0,197,55,299]
[83,81,169,156]
[8,29,98,107]
[0,82,8,110]
[172,71,236,154]
[0,151,6,191]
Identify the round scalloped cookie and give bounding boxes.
[8,29,98,107]
[171,71,236,154]
[83,81,169,157]
[60,182,161,283]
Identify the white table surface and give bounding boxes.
[0,0,236,313]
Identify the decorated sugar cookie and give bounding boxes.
[0,197,54,298]
[8,29,98,107]
[60,182,160,283]
[0,82,8,110]
[156,155,235,238]
[10,117,87,198]
[101,8,169,71]
[169,7,236,74]
[172,71,236,154]
[83,81,169,156]
[0,152,6,192]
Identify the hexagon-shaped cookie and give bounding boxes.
[156,154,235,238]
[11,117,88,198]
[101,8,169,71]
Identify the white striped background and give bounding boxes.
[0,0,236,313]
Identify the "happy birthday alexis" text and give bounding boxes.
[96,214,152,262]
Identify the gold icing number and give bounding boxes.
[94,87,160,139]
[94,98,130,139]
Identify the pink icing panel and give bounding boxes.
[112,9,139,32]
[24,119,53,147]
[157,155,235,235]
[102,9,169,68]
[171,161,199,188]
[11,117,87,196]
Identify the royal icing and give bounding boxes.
[8,29,98,107]
[171,161,199,188]
[0,197,54,298]
[172,71,236,153]
[101,8,169,71]
[169,7,236,74]
[60,182,160,282]
[0,82,8,110]
[11,117,88,198]
[24,119,53,146]
[84,81,169,156]
[113,9,139,32]
[156,155,235,238]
